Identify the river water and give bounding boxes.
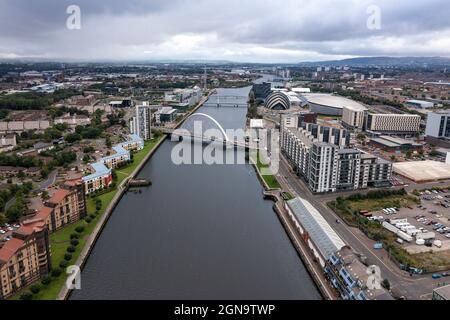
[70,86,321,300]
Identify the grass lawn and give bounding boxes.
[317,114,342,121]
[413,250,450,272]
[253,154,281,190]
[347,195,419,213]
[9,137,164,300]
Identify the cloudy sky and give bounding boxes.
[0,0,449,63]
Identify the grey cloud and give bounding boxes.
[0,0,449,62]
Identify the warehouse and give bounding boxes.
[369,135,423,152]
[285,197,346,267]
[407,99,434,109]
[393,161,450,183]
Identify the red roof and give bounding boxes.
[0,238,24,263]
[48,189,70,205]
[64,178,82,187]
[19,206,52,235]
[35,206,53,220]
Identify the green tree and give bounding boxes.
[356,133,367,144]
[0,213,6,225]
[65,133,82,143]
[41,190,50,201]
[105,136,112,148]
[6,196,26,222]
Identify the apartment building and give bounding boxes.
[325,247,393,300]
[281,112,317,128]
[0,120,50,134]
[21,182,87,233]
[100,145,130,169]
[130,102,152,140]
[82,162,113,194]
[119,134,144,151]
[366,114,421,134]
[0,223,51,299]
[281,121,392,193]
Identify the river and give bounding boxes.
[70,86,321,300]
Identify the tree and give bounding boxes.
[0,213,6,225]
[17,171,26,180]
[19,292,33,300]
[405,150,413,159]
[6,197,26,222]
[356,133,367,145]
[65,133,82,143]
[381,279,391,290]
[105,136,112,148]
[30,284,41,294]
[41,190,50,201]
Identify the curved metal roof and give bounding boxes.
[287,197,346,259]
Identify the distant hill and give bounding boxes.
[299,56,450,67]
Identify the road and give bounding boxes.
[275,154,441,300]
[36,169,58,191]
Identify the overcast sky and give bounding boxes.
[0,0,449,63]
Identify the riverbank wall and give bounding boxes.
[60,91,214,300]
[248,136,336,300]
[59,136,166,300]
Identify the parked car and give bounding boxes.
[432,274,442,279]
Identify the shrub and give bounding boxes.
[95,203,102,211]
[70,233,79,239]
[64,253,73,261]
[59,260,69,268]
[71,239,79,246]
[75,226,84,233]
[67,245,76,253]
[85,217,92,223]
[41,276,52,286]
[382,279,391,290]
[51,267,62,277]
[20,292,33,300]
[30,284,41,294]
[89,214,96,219]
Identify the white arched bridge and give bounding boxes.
[159,113,262,150]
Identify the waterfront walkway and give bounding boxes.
[57,136,166,300]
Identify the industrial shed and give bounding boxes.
[393,160,450,183]
[286,197,346,266]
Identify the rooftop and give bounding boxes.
[47,189,70,205]
[434,284,450,300]
[287,197,346,259]
[393,160,450,182]
[302,93,367,111]
[0,238,24,263]
[82,162,111,182]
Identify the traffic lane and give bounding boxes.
[276,160,440,299]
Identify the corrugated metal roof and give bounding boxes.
[287,197,346,259]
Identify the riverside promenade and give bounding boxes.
[59,92,213,300]
[58,136,166,300]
